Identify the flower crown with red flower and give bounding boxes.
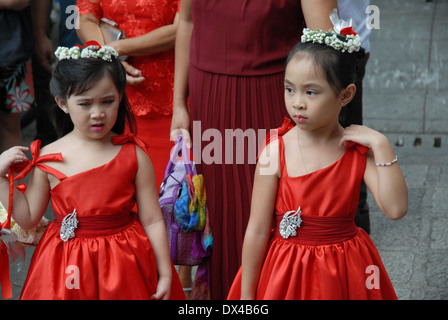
[301,9,361,53]
[54,41,119,62]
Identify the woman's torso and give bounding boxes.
[190,0,305,76]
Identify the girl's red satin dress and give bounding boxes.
[227,119,398,300]
[19,135,184,300]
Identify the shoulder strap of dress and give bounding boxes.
[112,133,151,158]
[13,140,65,181]
[345,141,370,155]
[12,139,67,192]
[277,135,288,178]
[257,116,293,157]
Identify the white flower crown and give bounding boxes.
[301,9,362,53]
[55,42,119,62]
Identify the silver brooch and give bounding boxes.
[60,209,78,242]
[279,206,302,239]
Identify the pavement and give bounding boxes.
[362,0,448,300]
[2,0,448,300]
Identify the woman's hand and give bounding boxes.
[0,146,29,178]
[121,60,145,86]
[170,104,191,147]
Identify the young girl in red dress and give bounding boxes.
[0,43,184,300]
[227,13,408,300]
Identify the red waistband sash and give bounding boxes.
[273,213,359,245]
[53,211,137,238]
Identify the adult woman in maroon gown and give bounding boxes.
[171,0,337,300]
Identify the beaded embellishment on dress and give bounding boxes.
[279,206,302,239]
[60,209,78,242]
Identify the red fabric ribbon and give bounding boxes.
[345,141,370,154]
[0,168,17,299]
[112,133,151,158]
[340,26,357,36]
[0,241,12,299]
[85,40,102,48]
[12,140,63,181]
[257,117,294,160]
[0,139,62,299]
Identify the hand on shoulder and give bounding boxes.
[339,124,389,150]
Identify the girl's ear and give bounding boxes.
[339,84,356,107]
[55,97,69,113]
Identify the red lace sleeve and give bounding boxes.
[76,0,103,20]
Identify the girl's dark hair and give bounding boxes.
[49,56,136,137]
[285,41,366,94]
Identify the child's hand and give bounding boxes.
[151,275,171,300]
[0,146,29,178]
[339,125,388,150]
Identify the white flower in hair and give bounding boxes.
[54,41,119,62]
[55,47,70,60]
[68,46,81,59]
[301,9,361,53]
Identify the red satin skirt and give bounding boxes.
[20,212,185,300]
[227,215,397,300]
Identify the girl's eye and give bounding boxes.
[285,87,295,94]
[306,90,317,96]
[103,100,115,105]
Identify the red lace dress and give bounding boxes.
[227,119,398,300]
[18,136,185,299]
[77,0,180,188]
[77,0,178,117]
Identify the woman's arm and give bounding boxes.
[241,140,280,299]
[340,125,408,220]
[301,0,338,30]
[76,12,104,45]
[134,146,172,300]
[108,14,179,57]
[170,0,192,145]
[77,11,179,57]
[31,0,54,72]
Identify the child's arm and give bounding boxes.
[134,146,172,300]
[340,125,408,220]
[241,140,280,300]
[0,146,50,229]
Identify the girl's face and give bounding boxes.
[57,75,121,140]
[284,55,349,131]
